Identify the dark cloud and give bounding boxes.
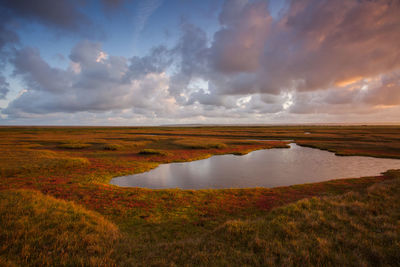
[1,0,92,33]
[0,0,130,39]
[0,20,18,51]
[101,0,126,8]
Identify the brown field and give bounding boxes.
[0,125,399,266]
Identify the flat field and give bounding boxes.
[0,126,399,266]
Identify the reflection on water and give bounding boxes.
[110,144,400,189]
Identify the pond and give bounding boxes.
[110,143,400,189]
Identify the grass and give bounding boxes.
[57,142,91,149]
[118,171,400,266]
[138,149,167,155]
[0,189,120,267]
[0,126,399,265]
[0,149,90,178]
[174,138,227,149]
[102,143,123,151]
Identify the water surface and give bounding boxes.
[110,144,400,189]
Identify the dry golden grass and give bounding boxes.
[0,256,16,267]
[0,149,90,178]
[120,171,400,266]
[0,189,120,267]
[174,138,228,149]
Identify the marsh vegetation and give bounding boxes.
[0,126,399,266]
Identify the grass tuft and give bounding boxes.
[57,142,91,149]
[102,143,123,151]
[139,149,167,156]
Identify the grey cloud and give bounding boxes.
[70,41,104,66]
[4,41,175,116]
[211,1,271,73]
[128,46,172,78]
[168,22,210,102]
[0,0,131,40]
[0,75,9,99]
[0,8,19,100]
[102,0,126,8]
[247,94,284,114]
[218,0,249,26]
[187,90,225,107]
[1,0,92,32]
[12,47,73,93]
[0,20,18,51]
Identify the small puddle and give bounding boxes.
[110,143,400,189]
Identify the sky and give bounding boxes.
[0,0,399,125]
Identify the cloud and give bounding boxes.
[0,0,113,103]
[0,76,9,99]
[211,0,272,73]
[2,0,400,123]
[0,7,20,101]
[4,41,177,117]
[207,0,400,95]
[287,71,400,115]
[102,0,126,8]
[1,0,94,34]
[185,0,400,116]
[168,21,210,102]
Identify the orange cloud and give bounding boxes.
[335,76,364,87]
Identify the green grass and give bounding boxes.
[0,189,120,267]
